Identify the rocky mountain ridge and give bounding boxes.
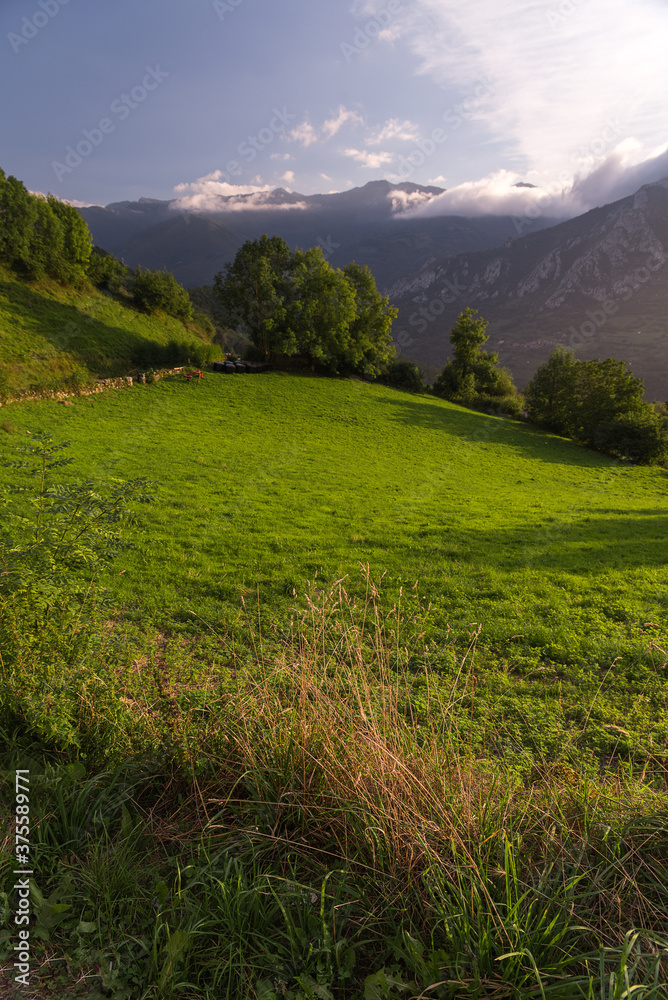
[389,179,668,398]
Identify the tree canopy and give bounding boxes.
[433,307,519,413]
[0,167,92,284]
[132,265,193,321]
[214,235,397,375]
[525,347,668,464]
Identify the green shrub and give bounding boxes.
[593,409,668,465]
[132,266,193,322]
[87,246,130,291]
[433,308,520,413]
[380,359,424,392]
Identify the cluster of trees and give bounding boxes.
[87,246,132,291]
[525,348,668,465]
[0,167,207,331]
[0,167,92,284]
[432,307,520,415]
[214,235,397,376]
[132,265,193,321]
[429,307,667,465]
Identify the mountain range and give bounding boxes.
[78,177,668,399]
[78,181,556,291]
[388,179,668,398]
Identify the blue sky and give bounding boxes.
[1,0,667,217]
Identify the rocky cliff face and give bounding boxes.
[389,180,668,399]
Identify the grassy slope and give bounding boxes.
[2,370,667,763]
[2,373,667,998]
[0,265,214,393]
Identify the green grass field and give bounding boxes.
[2,369,667,998]
[2,371,667,764]
[0,265,215,396]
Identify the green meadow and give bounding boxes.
[2,369,667,998]
[0,265,215,396]
[2,371,667,762]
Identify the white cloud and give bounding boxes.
[401,144,668,219]
[322,105,365,140]
[280,170,296,185]
[29,190,99,208]
[288,121,318,147]
[343,148,395,169]
[389,189,442,212]
[320,172,333,182]
[427,175,447,186]
[270,152,293,161]
[172,171,308,212]
[368,118,422,145]
[356,0,668,186]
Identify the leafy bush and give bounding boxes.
[593,409,668,465]
[380,359,425,392]
[132,265,193,322]
[0,431,156,602]
[526,348,668,464]
[433,307,520,414]
[475,391,524,417]
[87,246,131,291]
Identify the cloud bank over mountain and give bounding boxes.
[402,144,668,220]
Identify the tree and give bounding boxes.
[573,358,645,444]
[0,169,39,277]
[214,234,295,360]
[30,195,66,280]
[525,348,667,464]
[433,307,518,411]
[523,347,579,434]
[132,265,193,321]
[287,246,357,371]
[380,360,424,392]
[48,196,92,284]
[341,262,397,377]
[214,237,398,375]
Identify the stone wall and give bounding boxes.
[1,368,187,406]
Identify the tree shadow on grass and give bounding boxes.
[373,392,668,473]
[0,274,190,379]
[410,509,668,575]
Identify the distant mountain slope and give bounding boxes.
[389,179,668,399]
[79,180,557,290]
